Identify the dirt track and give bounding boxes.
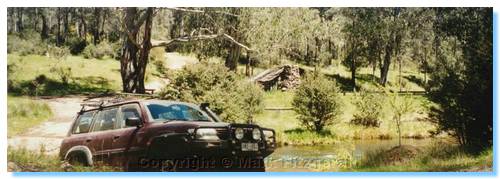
[8,53,195,155]
[8,96,85,155]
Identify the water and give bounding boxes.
[265,138,439,172]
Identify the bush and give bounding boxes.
[351,91,385,127]
[47,46,70,60]
[65,37,88,55]
[7,63,18,91]
[50,66,72,85]
[7,34,47,56]
[292,73,343,133]
[158,62,264,123]
[82,41,117,59]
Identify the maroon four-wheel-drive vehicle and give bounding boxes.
[59,99,276,171]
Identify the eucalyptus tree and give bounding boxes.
[427,7,492,150]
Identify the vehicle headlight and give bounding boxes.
[235,128,244,140]
[263,130,274,140]
[252,128,262,140]
[196,128,219,140]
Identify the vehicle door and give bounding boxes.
[89,107,119,164]
[61,110,96,157]
[108,103,144,167]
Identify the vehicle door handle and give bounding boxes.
[113,135,120,140]
[85,139,92,143]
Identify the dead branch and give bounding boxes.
[221,33,252,51]
[151,34,219,47]
[163,7,239,17]
[151,33,254,52]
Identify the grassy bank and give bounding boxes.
[254,90,437,146]
[7,95,53,137]
[7,54,165,96]
[8,54,122,95]
[347,144,493,172]
[8,147,119,172]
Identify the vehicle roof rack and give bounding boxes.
[79,92,158,113]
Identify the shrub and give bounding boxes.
[82,41,117,59]
[292,73,343,133]
[26,75,48,96]
[7,63,18,91]
[47,46,70,60]
[158,62,264,123]
[237,81,264,123]
[351,91,385,127]
[7,34,47,56]
[389,93,416,147]
[65,37,88,55]
[50,66,72,85]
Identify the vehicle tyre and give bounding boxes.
[66,152,90,166]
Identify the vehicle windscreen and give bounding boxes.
[146,103,212,122]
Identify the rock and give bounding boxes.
[381,145,421,164]
[8,162,21,172]
[61,161,73,172]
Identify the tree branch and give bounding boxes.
[151,34,219,47]
[221,33,252,51]
[163,7,239,17]
[151,32,254,52]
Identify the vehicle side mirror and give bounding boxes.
[200,102,210,109]
[126,117,142,127]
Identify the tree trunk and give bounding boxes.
[56,8,62,46]
[8,8,14,34]
[40,10,49,40]
[245,52,251,76]
[351,53,357,92]
[379,41,393,86]
[120,7,154,94]
[314,121,323,133]
[399,56,402,92]
[16,7,23,33]
[135,8,154,94]
[79,8,87,40]
[63,8,69,44]
[397,116,402,147]
[225,43,240,71]
[93,8,101,45]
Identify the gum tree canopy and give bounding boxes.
[119,7,253,93]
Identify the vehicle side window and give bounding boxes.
[73,111,95,134]
[120,104,141,128]
[93,108,118,132]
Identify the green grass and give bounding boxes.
[347,144,493,172]
[7,95,53,137]
[7,53,163,96]
[254,90,437,146]
[8,147,120,172]
[8,54,122,95]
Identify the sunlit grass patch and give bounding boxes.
[7,95,52,137]
[8,147,120,172]
[348,143,493,172]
